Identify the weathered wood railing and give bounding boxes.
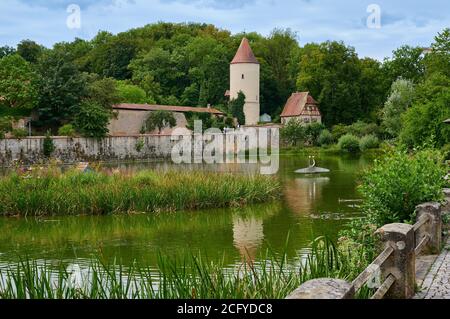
[286,188,450,300]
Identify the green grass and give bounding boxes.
[0,237,364,299]
[0,168,281,216]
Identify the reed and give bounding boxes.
[0,237,360,299]
[0,168,281,216]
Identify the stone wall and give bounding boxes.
[0,127,278,166]
[108,110,190,136]
[0,135,180,166]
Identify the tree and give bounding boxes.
[116,82,148,104]
[230,91,246,125]
[0,46,15,59]
[383,45,425,83]
[86,76,121,110]
[36,51,88,128]
[88,33,137,79]
[259,29,298,115]
[400,75,450,149]
[381,78,415,138]
[144,110,176,134]
[17,40,44,64]
[296,41,363,126]
[72,101,111,138]
[424,28,450,78]
[280,119,305,146]
[0,54,38,109]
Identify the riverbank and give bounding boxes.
[0,168,281,216]
[280,145,384,156]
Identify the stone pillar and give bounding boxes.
[416,202,442,254]
[443,189,450,213]
[375,223,415,299]
[286,279,354,299]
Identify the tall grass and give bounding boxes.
[0,168,281,216]
[0,237,362,299]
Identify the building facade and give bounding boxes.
[108,104,224,136]
[229,38,260,126]
[281,92,322,125]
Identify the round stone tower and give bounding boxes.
[230,38,260,126]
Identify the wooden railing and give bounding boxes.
[286,188,450,300]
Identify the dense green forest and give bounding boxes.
[0,22,448,150]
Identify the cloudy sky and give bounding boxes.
[0,0,449,60]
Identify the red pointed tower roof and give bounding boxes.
[231,38,259,64]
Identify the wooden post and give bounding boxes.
[416,202,442,254]
[375,223,415,299]
[286,279,354,299]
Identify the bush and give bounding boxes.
[338,134,360,153]
[359,149,446,226]
[305,123,326,146]
[43,130,55,157]
[11,128,28,139]
[317,129,334,146]
[331,124,348,141]
[348,121,379,138]
[360,135,380,151]
[58,124,76,137]
[73,101,111,138]
[135,138,145,153]
[280,119,305,146]
[0,116,13,139]
[441,144,450,161]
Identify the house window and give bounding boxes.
[242,74,245,79]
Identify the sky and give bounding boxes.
[0,0,449,60]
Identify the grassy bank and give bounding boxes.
[0,168,281,216]
[0,238,363,299]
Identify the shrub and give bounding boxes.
[0,116,13,139]
[317,129,334,146]
[11,128,28,139]
[43,130,55,157]
[331,124,348,141]
[58,124,76,137]
[144,110,176,134]
[441,144,450,161]
[348,121,379,138]
[305,123,326,146]
[338,134,360,153]
[135,138,145,153]
[360,135,380,151]
[359,149,446,226]
[280,119,305,146]
[73,101,111,138]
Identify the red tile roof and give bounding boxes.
[281,92,321,117]
[231,38,259,65]
[113,103,225,115]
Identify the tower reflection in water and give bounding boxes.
[284,176,330,213]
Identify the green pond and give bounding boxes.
[0,154,374,270]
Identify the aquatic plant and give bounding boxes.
[0,168,281,216]
[0,237,363,299]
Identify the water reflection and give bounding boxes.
[283,177,330,213]
[232,215,264,263]
[0,155,375,272]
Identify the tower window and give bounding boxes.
[241,74,245,79]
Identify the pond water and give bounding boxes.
[0,154,374,270]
